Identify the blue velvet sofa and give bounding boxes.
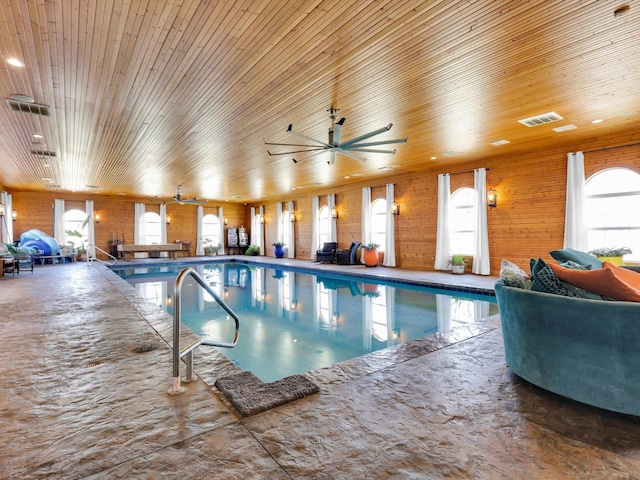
[495,280,640,416]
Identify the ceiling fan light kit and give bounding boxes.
[265,108,407,165]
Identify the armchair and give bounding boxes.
[316,242,338,263]
[336,242,361,265]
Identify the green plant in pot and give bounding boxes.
[65,215,90,261]
[447,253,467,274]
[588,247,632,266]
[245,245,260,256]
[204,238,221,256]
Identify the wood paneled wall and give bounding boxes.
[9,133,640,273]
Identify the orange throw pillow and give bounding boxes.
[548,261,640,303]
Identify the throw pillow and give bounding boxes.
[549,248,603,270]
[0,243,9,256]
[499,259,532,289]
[548,261,640,303]
[530,258,580,297]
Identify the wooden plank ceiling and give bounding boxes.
[0,0,638,203]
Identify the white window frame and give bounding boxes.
[370,198,387,251]
[450,187,475,256]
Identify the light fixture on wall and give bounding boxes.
[331,207,338,219]
[95,213,100,224]
[12,210,17,222]
[166,215,171,225]
[487,188,497,208]
[0,203,4,216]
[391,202,400,216]
[260,216,265,224]
[224,217,228,225]
[291,213,296,223]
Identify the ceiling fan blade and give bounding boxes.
[268,147,326,156]
[290,148,331,164]
[346,137,408,148]
[338,150,368,163]
[264,140,322,147]
[287,124,332,147]
[340,124,393,148]
[343,147,397,154]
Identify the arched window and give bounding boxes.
[585,167,640,261]
[63,209,88,249]
[202,213,221,247]
[318,206,329,246]
[370,199,387,251]
[450,188,475,255]
[143,212,161,244]
[281,210,291,249]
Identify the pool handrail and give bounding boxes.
[87,243,117,266]
[170,266,240,395]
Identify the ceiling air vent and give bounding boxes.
[30,149,57,157]
[5,98,51,116]
[518,112,563,127]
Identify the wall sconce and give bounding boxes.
[12,210,17,222]
[331,207,338,219]
[95,213,100,224]
[391,202,400,216]
[487,188,497,208]
[0,203,4,216]
[224,217,228,225]
[260,216,265,224]
[291,213,296,223]
[166,215,171,225]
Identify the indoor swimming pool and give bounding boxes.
[114,262,498,382]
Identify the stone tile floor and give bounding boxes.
[1,257,639,479]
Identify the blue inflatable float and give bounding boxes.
[20,229,60,256]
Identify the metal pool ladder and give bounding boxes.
[169,267,240,395]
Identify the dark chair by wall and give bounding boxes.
[336,242,361,265]
[316,242,338,263]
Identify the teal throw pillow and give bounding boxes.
[530,258,580,297]
[549,248,602,270]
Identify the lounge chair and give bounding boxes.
[316,242,338,263]
[336,242,361,265]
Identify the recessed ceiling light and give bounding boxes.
[592,119,604,124]
[490,139,511,146]
[33,134,43,139]
[350,173,363,177]
[12,94,34,103]
[442,151,461,156]
[344,176,350,179]
[6,58,25,67]
[552,124,577,132]
[430,156,437,160]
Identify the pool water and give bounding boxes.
[115,262,498,382]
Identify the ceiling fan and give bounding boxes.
[265,108,407,164]
[167,185,208,205]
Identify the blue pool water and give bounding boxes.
[114,262,498,382]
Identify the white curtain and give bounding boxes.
[564,151,587,251]
[434,174,451,270]
[383,183,396,267]
[259,206,265,255]
[159,203,168,257]
[472,168,491,275]
[361,187,371,263]
[86,201,96,259]
[288,200,295,258]
[310,196,319,259]
[1,192,14,244]
[134,203,146,258]
[218,207,225,251]
[196,206,204,255]
[53,198,65,245]
[328,194,337,242]
[276,202,283,244]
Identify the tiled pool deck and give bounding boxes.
[1,256,639,479]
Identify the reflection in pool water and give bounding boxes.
[116,263,497,382]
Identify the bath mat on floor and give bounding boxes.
[214,371,320,416]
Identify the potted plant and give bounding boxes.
[272,241,286,258]
[204,238,221,256]
[588,247,632,266]
[447,254,467,274]
[245,245,260,256]
[65,215,90,261]
[363,242,380,267]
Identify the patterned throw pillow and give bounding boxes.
[530,258,580,297]
[499,259,532,289]
[0,243,9,256]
